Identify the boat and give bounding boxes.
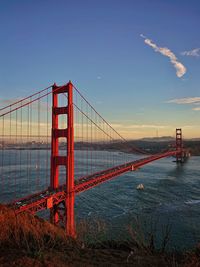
[136,184,144,190]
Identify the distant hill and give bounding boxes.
[139,136,200,142]
[76,138,200,156]
[139,136,174,142]
[187,138,200,141]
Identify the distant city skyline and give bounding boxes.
[0,0,199,139]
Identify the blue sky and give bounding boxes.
[0,0,200,138]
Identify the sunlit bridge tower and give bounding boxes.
[50,81,75,237]
[176,128,183,163]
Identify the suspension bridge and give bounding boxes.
[0,81,188,237]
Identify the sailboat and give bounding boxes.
[136,184,144,190]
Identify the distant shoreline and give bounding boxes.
[1,140,200,156]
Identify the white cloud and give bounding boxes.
[110,123,169,129]
[128,124,169,129]
[181,48,200,57]
[141,34,186,78]
[183,125,197,129]
[166,97,200,104]
[192,107,200,111]
[140,33,146,39]
[110,123,123,128]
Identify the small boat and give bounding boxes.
[136,184,144,190]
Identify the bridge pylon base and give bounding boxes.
[50,199,75,238]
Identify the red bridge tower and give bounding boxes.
[50,81,75,237]
[176,128,184,163]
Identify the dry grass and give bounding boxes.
[0,204,200,266]
[0,204,68,252]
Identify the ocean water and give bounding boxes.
[0,150,200,250]
[75,154,200,250]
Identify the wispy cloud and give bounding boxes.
[110,123,169,129]
[192,107,200,111]
[181,48,200,57]
[140,34,186,78]
[166,97,200,104]
[128,124,169,129]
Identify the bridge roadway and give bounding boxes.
[9,150,180,215]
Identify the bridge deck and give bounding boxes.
[9,150,180,214]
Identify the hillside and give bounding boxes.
[0,204,200,266]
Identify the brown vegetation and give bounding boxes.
[0,204,200,266]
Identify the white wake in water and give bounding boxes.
[185,199,200,205]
